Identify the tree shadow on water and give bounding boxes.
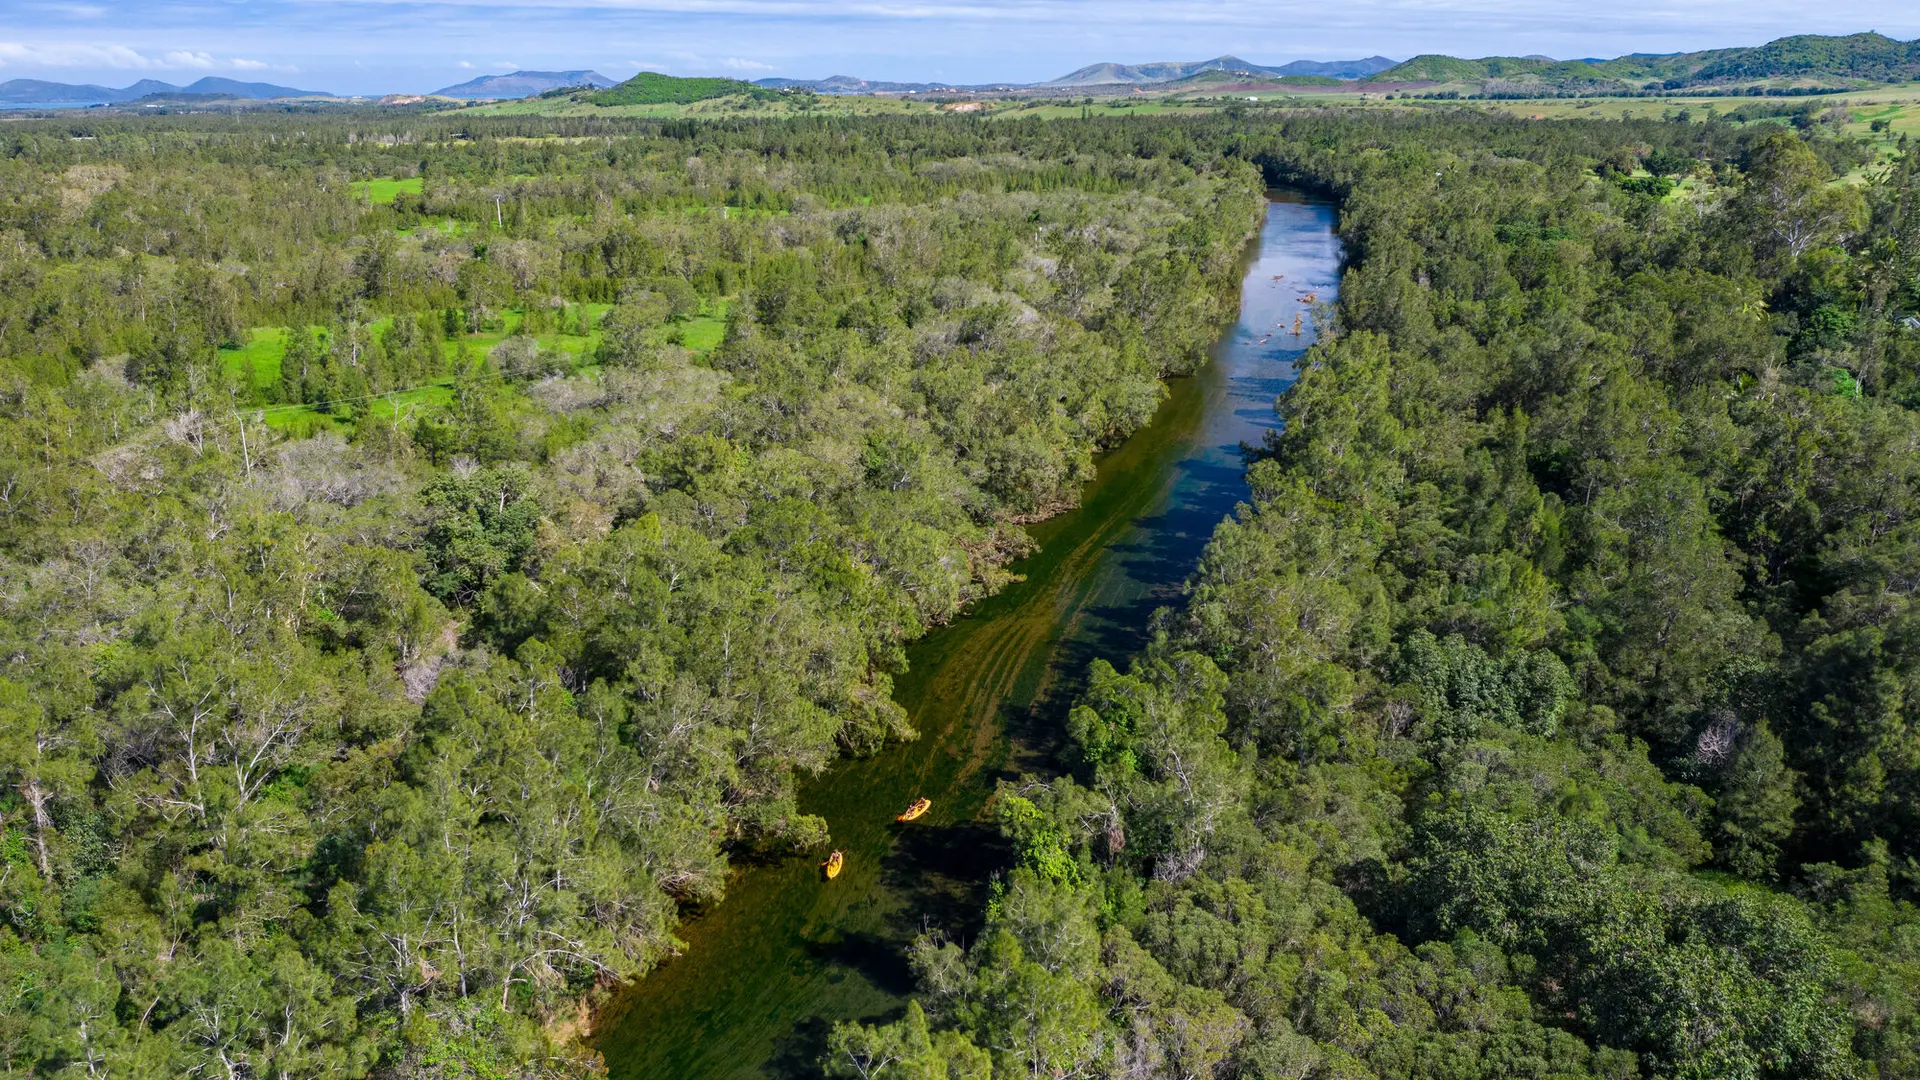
[765,934,919,1075]
[801,929,916,998]
[762,1015,835,1080]
[882,817,1005,943]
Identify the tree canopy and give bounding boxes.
[834,111,1920,1080]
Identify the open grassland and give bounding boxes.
[350,176,425,204]
[988,99,1241,118]
[266,383,457,438]
[395,217,472,238]
[466,81,1920,130]
[461,92,937,119]
[1463,85,1920,124]
[217,300,727,433]
[1431,88,1920,177]
[221,303,608,431]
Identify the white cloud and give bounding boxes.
[458,60,474,69]
[721,56,775,71]
[627,59,670,70]
[0,43,275,75]
[0,42,160,69]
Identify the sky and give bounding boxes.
[1,0,1918,95]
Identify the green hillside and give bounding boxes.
[1373,53,1511,81]
[1370,32,1920,93]
[1686,32,1920,85]
[586,70,771,106]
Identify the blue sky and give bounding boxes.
[2,1,1918,94]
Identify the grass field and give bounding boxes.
[351,176,425,204]
[220,300,733,432]
[460,91,1226,121]
[459,80,1920,128]
[1444,88,1920,177]
[266,384,458,438]
[680,307,727,352]
[221,326,292,394]
[1851,99,1920,136]
[1487,92,1914,120]
[462,93,936,119]
[397,218,471,238]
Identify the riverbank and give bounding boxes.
[592,189,1343,1079]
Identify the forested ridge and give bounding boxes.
[0,106,1917,1080]
[828,115,1920,1079]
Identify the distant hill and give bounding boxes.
[0,76,332,105]
[753,75,1000,94]
[1369,55,1627,92]
[431,70,615,99]
[182,78,331,99]
[1679,32,1920,85]
[1267,57,1402,79]
[0,79,138,104]
[586,72,770,106]
[1367,32,1920,92]
[1045,55,1396,87]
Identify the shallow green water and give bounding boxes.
[595,190,1341,1079]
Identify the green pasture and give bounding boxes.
[1846,99,1920,143]
[397,218,472,237]
[679,307,726,352]
[266,383,457,437]
[220,299,729,433]
[352,176,424,204]
[1472,86,1920,125]
[462,93,936,120]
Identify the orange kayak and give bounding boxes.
[822,850,844,879]
[896,798,932,822]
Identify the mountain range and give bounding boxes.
[429,70,616,99]
[0,76,332,105]
[752,56,1397,95]
[3,31,1916,109]
[762,33,1919,97]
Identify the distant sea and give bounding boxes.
[0,102,103,110]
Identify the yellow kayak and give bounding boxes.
[822,850,844,880]
[896,798,932,822]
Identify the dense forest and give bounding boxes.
[0,111,1261,1076]
[826,116,1920,1079]
[0,104,1916,1080]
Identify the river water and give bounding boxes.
[596,189,1342,1079]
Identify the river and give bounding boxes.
[595,188,1342,1079]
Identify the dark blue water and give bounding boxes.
[1051,187,1343,674]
